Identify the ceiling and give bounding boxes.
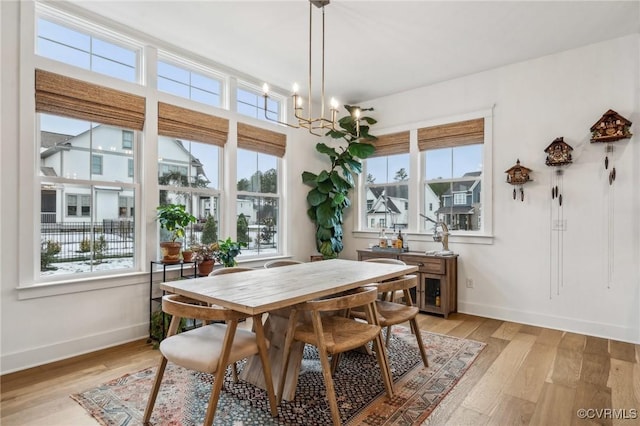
[68,1,639,104]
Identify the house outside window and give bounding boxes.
[363,153,410,231]
[423,145,483,231]
[157,58,223,107]
[158,137,221,246]
[36,15,139,83]
[127,158,134,178]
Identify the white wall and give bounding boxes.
[343,34,640,344]
[0,1,323,374]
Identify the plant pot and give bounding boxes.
[197,259,215,276]
[182,250,194,262]
[160,241,182,264]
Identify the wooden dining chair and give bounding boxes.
[143,294,278,425]
[263,259,304,268]
[350,274,428,367]
[363,258,407,302]
[278,286,394,426]
[208,266,254,276]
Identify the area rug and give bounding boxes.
[71,327,484,425]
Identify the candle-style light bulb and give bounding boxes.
[292,83,299,94]
[330,97,338,109]
[354,108,361,119]
[297,96,303,107]
[262,83,269,95]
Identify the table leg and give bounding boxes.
[239,310,305,401]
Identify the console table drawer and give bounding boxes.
[400,255,445,274]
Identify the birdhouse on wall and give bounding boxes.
[544,137,573,167]
[505,159,532,201]
[590,109,632,143]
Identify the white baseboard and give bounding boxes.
[0,323,149,375]
[458,301,640,345]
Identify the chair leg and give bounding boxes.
[253,314,278,417]
[310,312,342,426]
[231,362,239,382]
[409,317,428,367]
[385,325,392,347]
[143,356,168,424]
[203,320,239,426]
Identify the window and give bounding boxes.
[420,118,484,232]
[128,158,134,178]
[36,17,138,82]
[235,122,286,258]
[157,59,223,107]
[237,85,280,122]
[66,194,90,217]
[122,130,133,149]
[91,154,103,175]
[236,148,280,257]
[39,113,138,277]
[364,154,410,231]
[361,131,410,231]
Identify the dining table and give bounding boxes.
[160,258,418,401]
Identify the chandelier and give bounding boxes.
[262,0,360,136]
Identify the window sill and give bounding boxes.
[351,230,494,245]
[17,270,149,300]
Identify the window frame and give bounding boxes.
[236,81,285,124]
[355,111,493,244]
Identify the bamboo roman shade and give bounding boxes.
[237,122,287,157]
[418,118,484,151]
[35,69,145,131]
[367,131,410,157]
[158,102,229,146]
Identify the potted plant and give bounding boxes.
[302,105,377,259]
[156,204,196,264]
[192,242,219,276]
[216,237,247,267]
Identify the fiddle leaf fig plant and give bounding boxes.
[302,105,377,259]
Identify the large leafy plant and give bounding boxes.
[302,105,377,258]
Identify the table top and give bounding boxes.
[160,258,418,315]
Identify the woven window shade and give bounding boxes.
[418,118,484,151]
[35,69,145,131]
[366,131,410,157]
[158,102,229,146]
[237,122,287,157]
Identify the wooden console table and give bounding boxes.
[357,249,458,318]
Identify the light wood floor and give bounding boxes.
[1,313,639,425]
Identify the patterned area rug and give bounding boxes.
[71,327,484,425]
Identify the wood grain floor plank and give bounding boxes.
[466,318,503,343]
[559,332,587,352]
[486,394,536,426]
[607,359,640,426]
[529,382,577,426]
[580,352,610,387]
[536,328,564,347]
[462,333,537,415]
[505,342,557,403]
[491,321,522,341]
[447,316,483,338]
[571,381,613,426]
[609,340,637,362]
[550,347,584,388]
[584,335,609,356]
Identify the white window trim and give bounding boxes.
[237,80,287,124]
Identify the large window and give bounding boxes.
[236,149,280,257]
[363,154,410,231]
[36,16,138,83]
[157,59,223,107]
[39,113,137,277]
[157,136,221,247]
[420,118,484,232]
[361,131,411,232]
